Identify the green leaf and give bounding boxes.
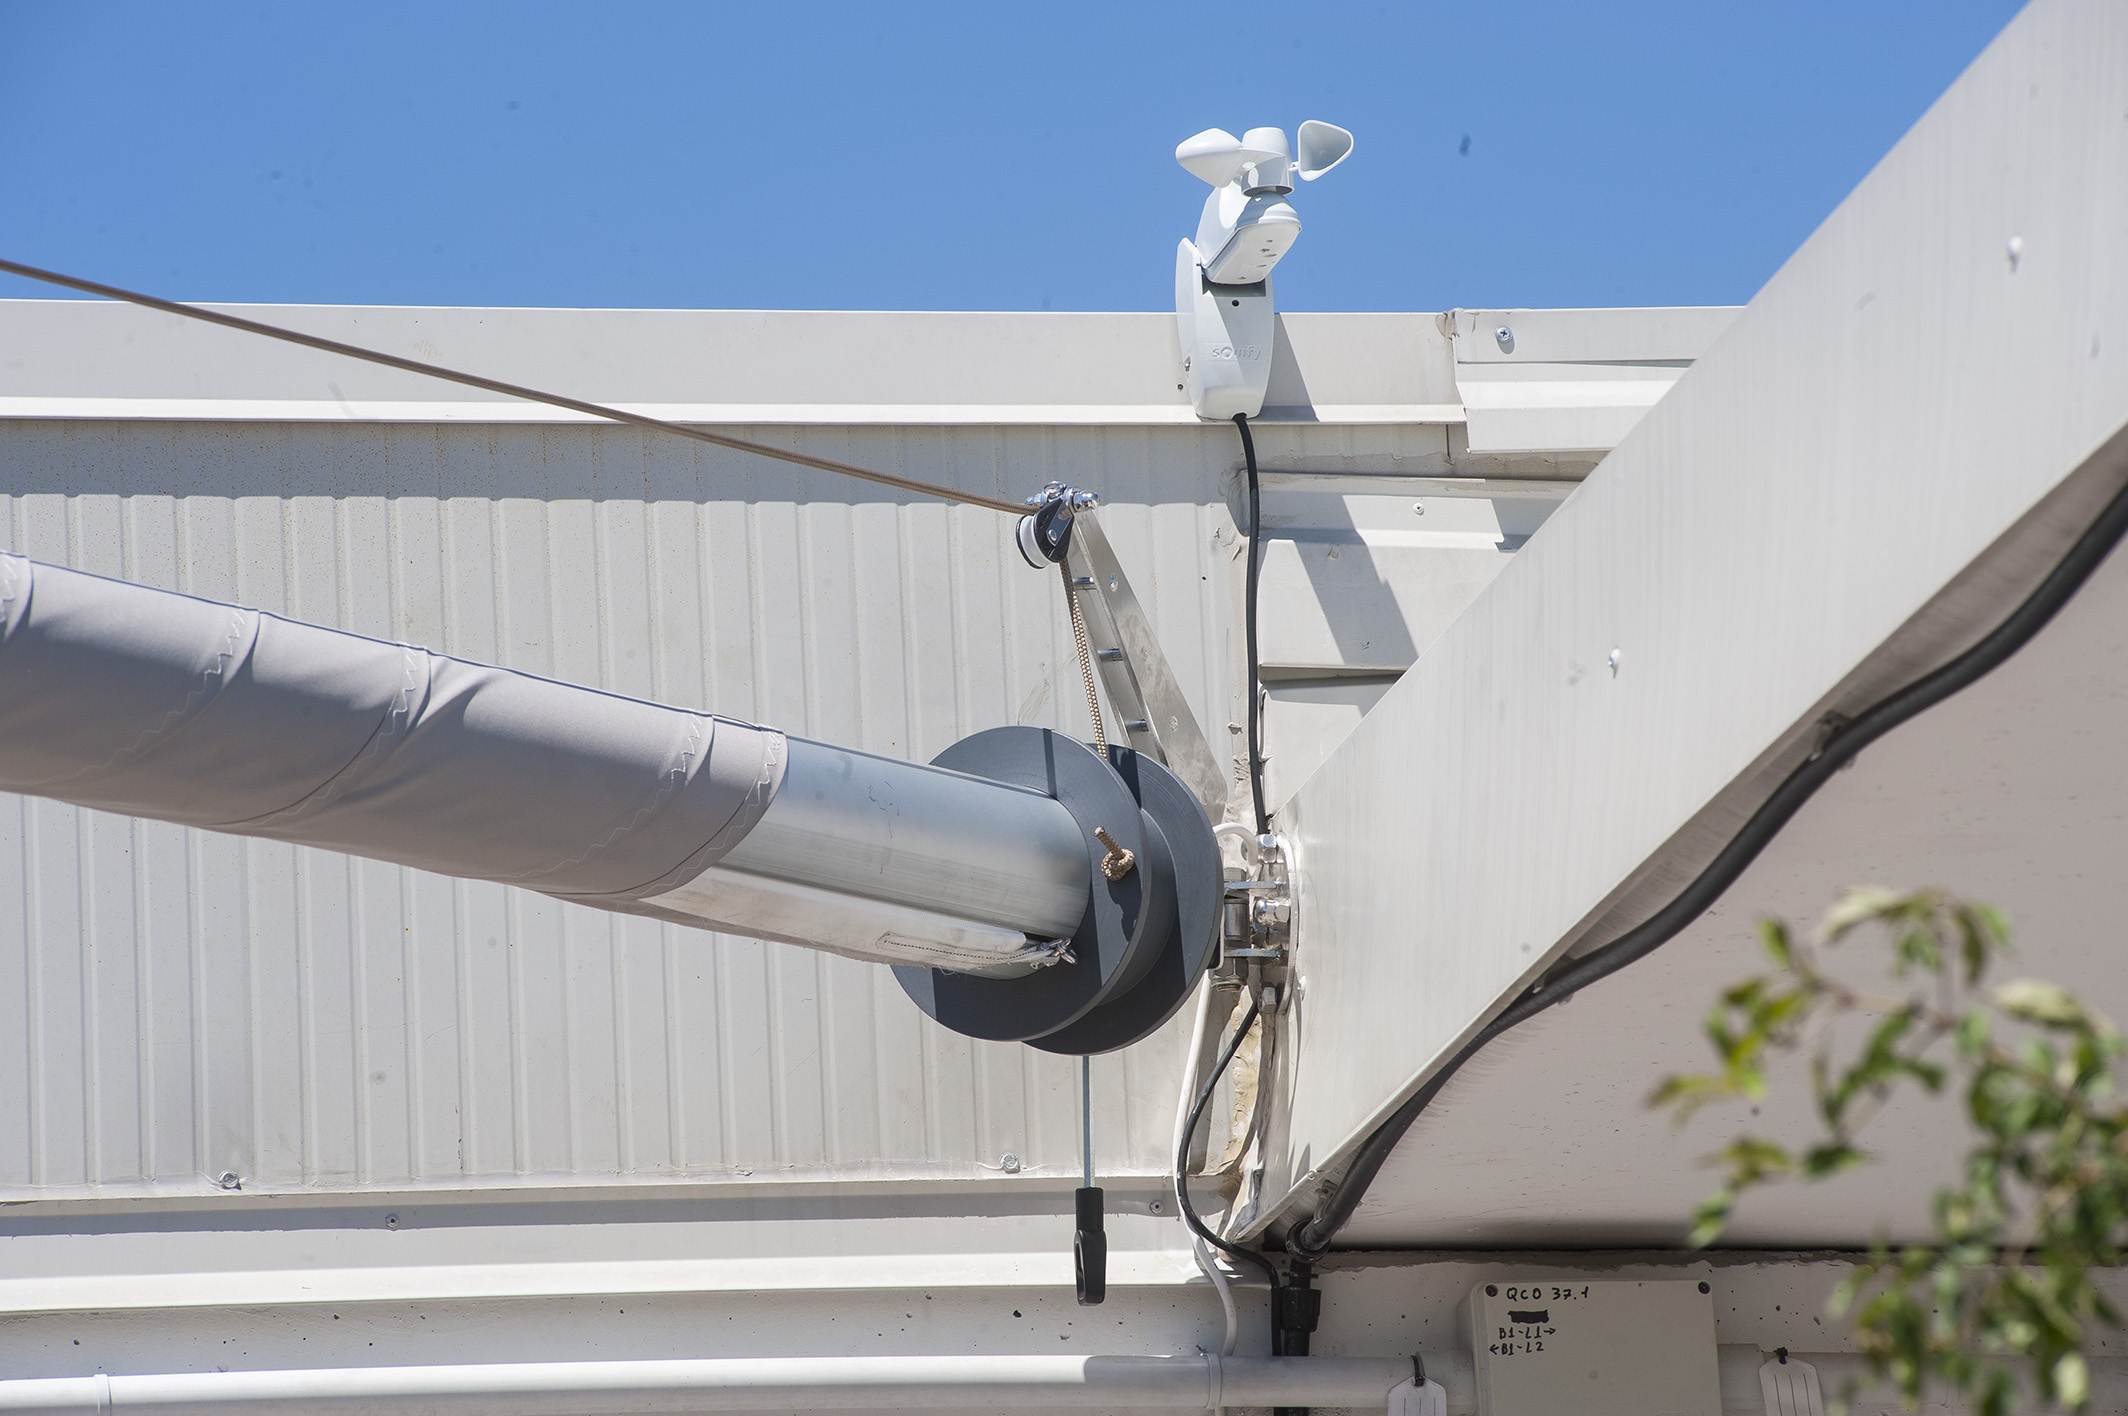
[1894,923,1942,975]
[1959,903,2012,984]
[1823,887,1907,940]
[1998,978,2087,1028]
[1722,977,1768,1010]
[1716,1136,1795,1184]
[1760,918,1795,970]
[2056,1352,2090,1411]
[1648,1073,1725,1114]
[1801,1142,1870,1179]
[1687,1192,1733,1249]
[1956,1007,1992,1056]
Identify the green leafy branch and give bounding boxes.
[1650,887,2126,1415]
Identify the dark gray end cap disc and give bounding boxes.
[892,727,1158,1043]
[1025,746,1221,1055]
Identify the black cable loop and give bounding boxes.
[1176,995,1282,1349]
[1289,468,2128,1262]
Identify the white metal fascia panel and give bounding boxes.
[1448,307,1742,366]
[0,414,1440,1203]
[0,420,1252,1199]
[0,306,1464,427]
[1260,0,2128,1232]
[1453,366,1687,454]
[0,1209,1202,1312]
[1254,477,1576,674]
[0,396,1470,427]
[1445,307,1741,454]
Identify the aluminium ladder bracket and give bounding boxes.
[1061,509,1230,824]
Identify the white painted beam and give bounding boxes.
[1259,0,2128,1235]
[0,306,1460,427]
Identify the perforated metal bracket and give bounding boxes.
[1060,509,1230,823]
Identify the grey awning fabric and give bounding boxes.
[0,554,784,899]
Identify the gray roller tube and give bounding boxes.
[0,555,1088,972]
[719,737,1090,940]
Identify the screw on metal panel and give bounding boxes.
[1093,826,1136,881]
[2007,236,2024,270]
[1412,502,1426,515]
[385,1213,399,1229]
[1000,1153,1022,1174]
[1486,1284,1499,1297]
[1607,647,1622,676]
[1494,325,1514,349]
[1149,1200,1164,1214]
[214,1171,241,1191]
[1698,1281,1711,1294]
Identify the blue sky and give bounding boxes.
[1,1,2025,314]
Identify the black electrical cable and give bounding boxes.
[1231,411,1313,1407]
[1177,995,1283,1351]
[0,257,1027,516]
[1289,468,2128,1262]
[1235,414,1271,836]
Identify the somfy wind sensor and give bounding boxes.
[1173,120,1353,420]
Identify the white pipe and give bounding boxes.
[1169,978,1243,1357]
[0,1354,1413,1415]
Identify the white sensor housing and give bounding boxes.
[1172,121,1352,420]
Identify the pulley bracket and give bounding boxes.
[1016,486,1229,823]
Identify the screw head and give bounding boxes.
[385,1212,399,1229]
[1494,325,1514,346]
[1698,1280,1711,1294]
[214,1171,241,1191]
[1000,1153,1022,1174]
[1486,1284,1499,1297]
[1412,501,1426,516]
[1149,1200,1164,1214]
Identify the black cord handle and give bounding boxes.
[1073,1186,1106,1306]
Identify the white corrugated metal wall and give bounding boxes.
[0,418,1407,1199]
